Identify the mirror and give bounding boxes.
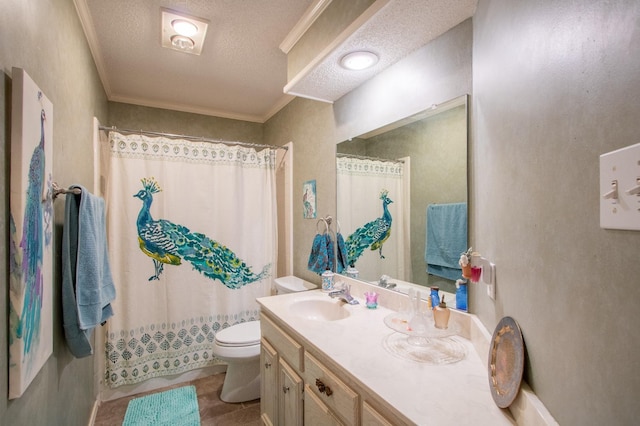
[336,95,468,299]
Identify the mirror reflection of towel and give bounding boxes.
[425,203,467,281]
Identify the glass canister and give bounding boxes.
[345,266,359,279]
[321,270,334,292]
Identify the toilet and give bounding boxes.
[212,276,315,403]
[274,275,317,294]
[212,320,261,403]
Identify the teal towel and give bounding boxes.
[425,203,467,281]
[336,233,348,273]
[62,185,115,357]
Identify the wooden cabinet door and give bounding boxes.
[362,401,394,426]
[260,339,278,426]
[304,384,344,426]
[279,359,303,426]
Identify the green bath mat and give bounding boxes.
[122,385,200,426]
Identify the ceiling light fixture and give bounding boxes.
[171,19,198,37]
[161,8,209,55]
[340,51,379,70]
[171,35,195,51]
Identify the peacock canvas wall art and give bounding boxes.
[8,68,54,399]
[103,131,277,388]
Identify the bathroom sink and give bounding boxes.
[289,299,351,321]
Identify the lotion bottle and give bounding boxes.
[433,295,451,329]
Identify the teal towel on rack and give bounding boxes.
[307,232,335,274]
[425,203,467,281]
[62,185,116,357]
[336,233,348,273]
[307,233,328,274]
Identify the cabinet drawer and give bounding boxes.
[303,352,359,426]
[261,314,304,371]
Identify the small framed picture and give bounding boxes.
[302,180,317,219]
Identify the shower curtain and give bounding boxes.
[336,156,409,282]
[102,131,276,388]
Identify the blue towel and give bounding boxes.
[307,232,336,274]
[62,185,116,357]
[308,233,328,274]
[325,233,335,273]
[336,233,348,273]
[425,203,467,281]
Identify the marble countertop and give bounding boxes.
[257,284,515,425]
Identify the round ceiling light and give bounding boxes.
[340,51,379,70]
[171,19,198,37]
[171,35,195,51]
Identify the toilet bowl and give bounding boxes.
[213,277,315,403]
[212,321,261,403]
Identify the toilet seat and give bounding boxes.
[214,321,260,347]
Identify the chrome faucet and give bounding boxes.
[378,275,397,289]
[329,283,359,305]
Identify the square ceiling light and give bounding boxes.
[161,8,209,55]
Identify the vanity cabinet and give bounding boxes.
[260,311,405,426]
[260,339,278,425]
[279,358,304,425]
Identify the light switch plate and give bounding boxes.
[600,143,640,230]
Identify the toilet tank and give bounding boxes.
[274,276,317,294]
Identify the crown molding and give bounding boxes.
[73,0,112,97]
[279,0,333,54]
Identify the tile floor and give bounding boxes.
[93,373,261,425]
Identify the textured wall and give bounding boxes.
[264,97,336,285]
[107,102,264,143]
[472,0,640,423]
[0,0,108,425]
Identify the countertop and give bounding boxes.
[257,286,515,425]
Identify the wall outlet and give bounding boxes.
[600,143,640,230]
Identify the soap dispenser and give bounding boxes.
[433,295,451,329]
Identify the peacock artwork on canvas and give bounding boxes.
[8,68,54,399]
[133,177,270,288]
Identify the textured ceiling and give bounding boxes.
[285,0,477,102]
[76,0,476,123]
[78,0,315,122]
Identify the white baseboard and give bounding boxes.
[87,399,100,426]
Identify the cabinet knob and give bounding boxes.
[315,379,333,396]
[282,386,290,394]
[264,362,272,369]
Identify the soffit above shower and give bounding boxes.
[283,0,478,103]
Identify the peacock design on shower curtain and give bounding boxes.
[345,190,393,267]
[133,177,270,288]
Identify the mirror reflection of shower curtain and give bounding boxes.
[336,156,410,282]
[102,131,276,388]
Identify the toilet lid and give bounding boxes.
[215,321,261,347]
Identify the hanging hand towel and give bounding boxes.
[62,185,116,358]
[307,233,329,274]
[325,232,335,273]
[336,232,348,273]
